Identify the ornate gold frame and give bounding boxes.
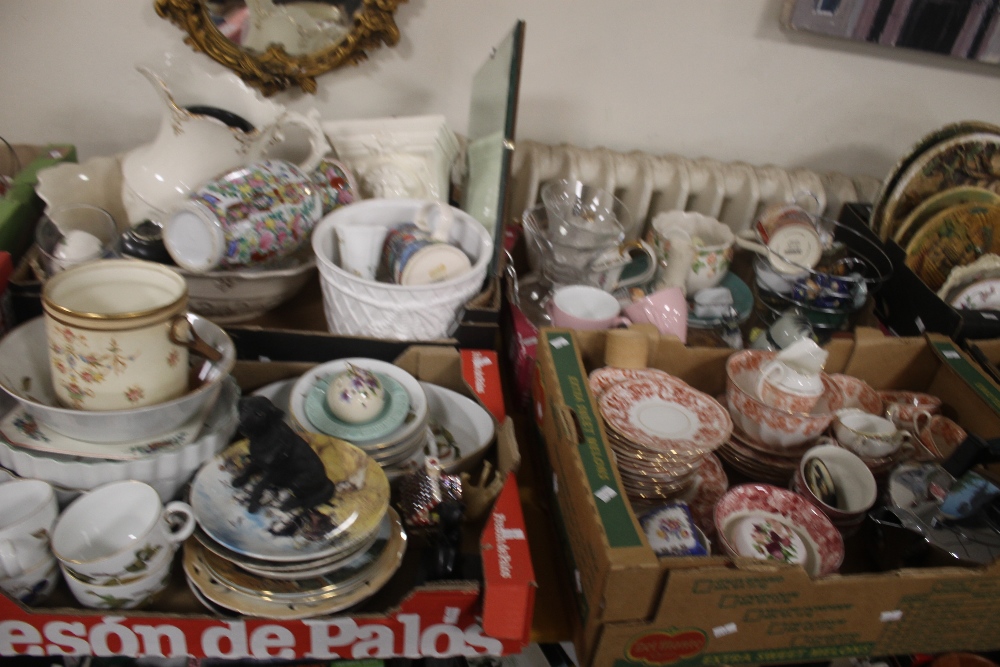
[155,0,407,95]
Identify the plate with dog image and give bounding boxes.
[189,433,389,562]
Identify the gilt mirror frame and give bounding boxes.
[155,0,407,95]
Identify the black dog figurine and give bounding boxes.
[232,396,336,515]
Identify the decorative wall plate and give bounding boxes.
[882,131,1000,243]
[893,186,1000,248]
[190,436,389,562]
[938,254,1000,308]
[904,202,1000,291]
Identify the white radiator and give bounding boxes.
[507,140,882,237]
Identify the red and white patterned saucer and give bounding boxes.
[588,367,685,400]
[599,377,732,457]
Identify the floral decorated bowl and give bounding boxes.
[829,374,882,414]
[714,483,844,576]
[725,350,844,450]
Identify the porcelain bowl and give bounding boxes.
[791,444,877,530]
[0,377,239,502]
[0,314,235,443]
[725,350,844,450]
[829,374,882,414]
[714,483,844,576]
[312,198,493,340]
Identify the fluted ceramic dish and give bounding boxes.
[0,377,239,502]
[0,315,235,443]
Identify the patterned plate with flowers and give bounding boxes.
[599,377,731,457]
[190,434,389,562]
[588,366,686,400]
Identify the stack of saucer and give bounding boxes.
[715,412,806,485]
[590,367,732,503]
[289,358,429,480]
[184,434,404,619]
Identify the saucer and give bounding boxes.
[0,405,201,461]
[304,374,410,442]
[190,435,389,563]
[599,377,731,458]
[588,367,686,400]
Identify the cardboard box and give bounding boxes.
[533,326,1000,666]
[0,346,535,660]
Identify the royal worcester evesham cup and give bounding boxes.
[547,285,630,330]
[41,259,214,411]
[0,479,58,578]
[649,210,735,294]
[833,408,911,459]
[164,159,323,273]
[62,542,172,610]
[51,480,194,585]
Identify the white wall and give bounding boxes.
[2,0,999,178]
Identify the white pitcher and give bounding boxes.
[121,53,329,224]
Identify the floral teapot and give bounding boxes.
[121,53,329,224]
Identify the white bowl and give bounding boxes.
[288,358,428,450]
[420,381,495,473]
[171,245,316,323]
[35,155,130,232]
[0,315,235,443]
[312,198,493,340]
[0,377,239,502]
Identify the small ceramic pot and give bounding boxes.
[326,365,386,424]
[548,285,630,330]
[51,481,194,584]
[0,480,58,578]
[0,555,59,606]
[164,159,323,273]
[833,408,910,459]
[42,260,198,410]
[62,547,172,610]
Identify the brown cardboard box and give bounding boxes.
[533,326,1000,666]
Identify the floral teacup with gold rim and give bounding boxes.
[42,259,211,411]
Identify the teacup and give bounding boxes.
[51,480,195,585]
[0,479,58,578]
[0,554,60,606]
[622,287,688,343]
[918,415,967,459]
[649,211,735,294]
[164,159,323,273]
[42,259,213,410]
[62,546,172,610]
[880,390,941,433]
[548,285,630,330]
[756,360,824,414]
[380,203,472,285]
[833,408,910,459]
[737,204,823,274]
[792,444,876,534]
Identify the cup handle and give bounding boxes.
[162,501,196,544]
[413,201,454,242]
[614,240,658,289]
[755,361,785,398]
[911,409,933,434]
[169,315,223,363]
[0,539,22,578]
[735,229,770,255]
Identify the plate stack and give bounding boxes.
[589,368,732,506]
[716,416,805,485]
[289,358,429,480]
[184,435,404,619]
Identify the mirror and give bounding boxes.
[155,0,407,95]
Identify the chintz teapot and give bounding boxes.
[121,53,329,224]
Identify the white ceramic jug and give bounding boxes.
[121,53,329,224]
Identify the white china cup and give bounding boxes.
[41,259,209,411]
[833,408,910,459]
[62,545,172,610]
[51,480,194,584]
[885,402,934,435]
[0,480,58,578]
[756,360,824,414]
[0,554,60,605]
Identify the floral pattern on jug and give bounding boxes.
[188,160,321,268]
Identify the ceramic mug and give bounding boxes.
[622,287,688,343]
[649,211,735,294]
[51,480,195,585]
[756,361,824,414]
[833,408,911,459]
[381,203,472,285]
[62,546,172,610]
[0,555,59,606]
[737,204,823,274]
[0,479,58,578]
[793,444,876,532]
[547,285,630,330]
[164,159,323,273]
[42,259,214,410]
[880,390,941,433]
